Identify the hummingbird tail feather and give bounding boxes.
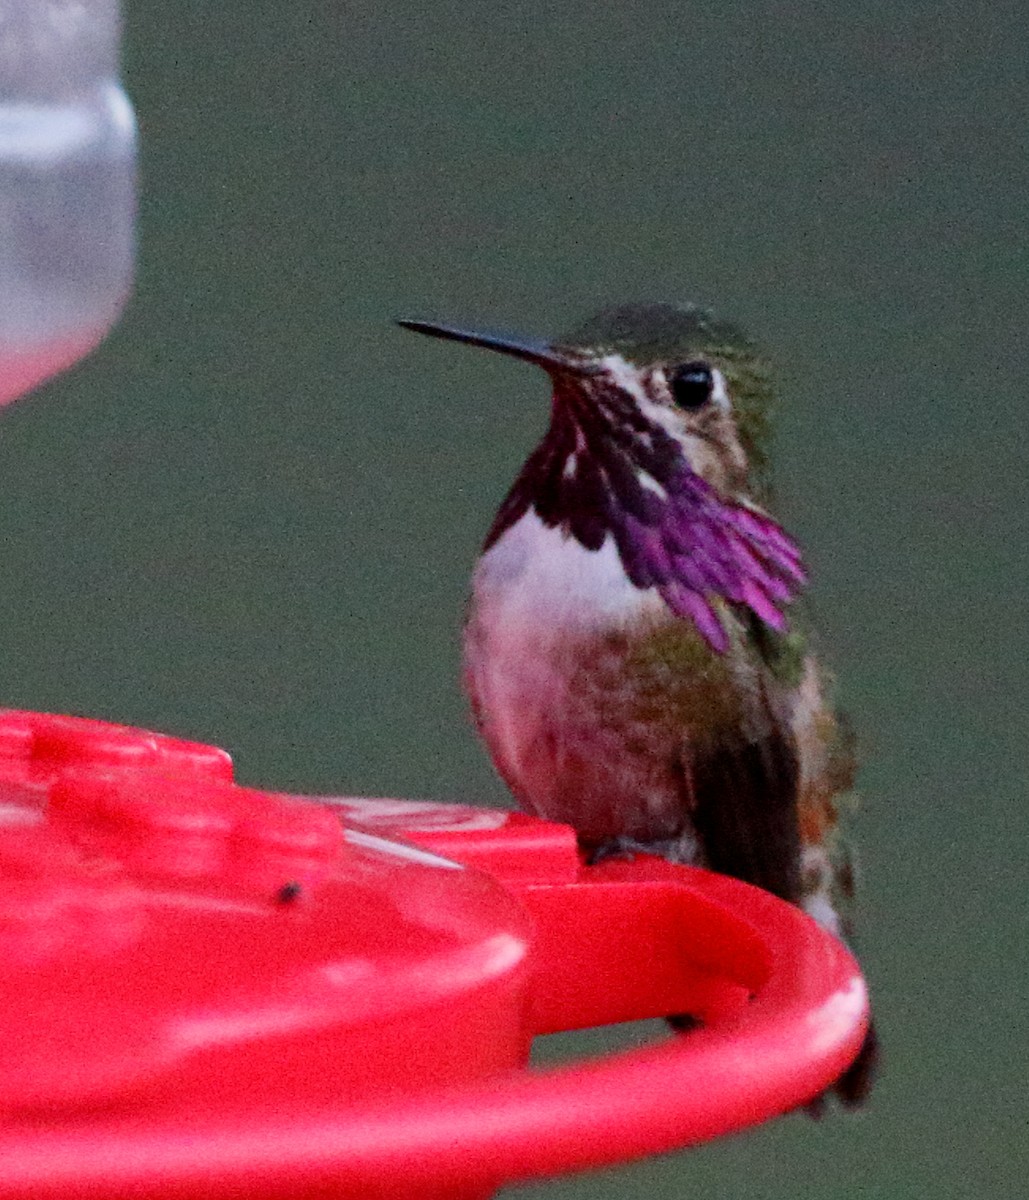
[832,1019,879,1108]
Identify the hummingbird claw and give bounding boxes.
[582,837,639,866]
[583,834,699,865]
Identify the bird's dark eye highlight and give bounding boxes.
[669,361,714,410]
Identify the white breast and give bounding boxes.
[470,511,653,632]
[463,512,661,794]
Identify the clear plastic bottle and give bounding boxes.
[0,0,136,404]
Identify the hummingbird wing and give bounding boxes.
[669,611,808,906]
[686,718,804,905]
[678,636,879,1109]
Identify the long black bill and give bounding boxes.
[397,318,597,374]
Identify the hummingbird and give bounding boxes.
[399,302,876,1106]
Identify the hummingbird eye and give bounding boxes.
[669,361,715,410]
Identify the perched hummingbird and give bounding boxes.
[400,302,876,1106]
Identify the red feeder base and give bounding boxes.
[0,710,869,1198]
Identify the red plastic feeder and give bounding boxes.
[0,710,869,1198]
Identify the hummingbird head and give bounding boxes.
[398,302,805,652]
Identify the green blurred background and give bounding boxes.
[1,1,1025,1195]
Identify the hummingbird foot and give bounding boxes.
[582,836,640,865]
[582,833,700,867]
